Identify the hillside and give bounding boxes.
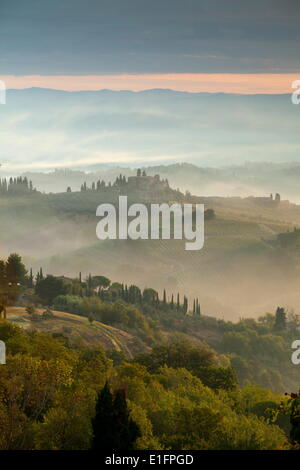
[6,306,143,357]
[4,296,299,394]
[23,162,300,202]
[6,305,223,358]
[1,184,300,318]
[0,314,291,450]
[0,250,299,395]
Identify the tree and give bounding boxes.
[204,208,215,221]
[196,365,238,391]
[267,392,300,445]
[92,382,140,451]
[274,307,287,330]
[142,288,158,305]
[86,274,93,296]
[91,276,111,292]
[113,389,141,451]
[28,268,34,288]
[92,382,114,450]
[0,260,7,288]
[6,253,27,285]
[196,299,201,316]
[289,394,300,444]
[128,285,142,304]
[176,293,180,311]
[36,267,44,284]
[35,275,68,305]
[136,337,215,374]
[183,296,188,314]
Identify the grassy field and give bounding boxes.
[5,306,139,357]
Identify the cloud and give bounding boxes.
[1,1,300,74]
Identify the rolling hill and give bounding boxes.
[6,306,141,357]
[1,179,300,319]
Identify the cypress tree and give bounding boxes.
[183,296,188,314]
[92,382,115,451]
[274,307,287,330]
[92,382,140,451]
[124,285,129,302]
[0,260,7,287]
[113,389,140,451]
[29,268,34,287]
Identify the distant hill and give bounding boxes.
[1,180,300,318]
[20,161,300,203]
[1,88,299,178]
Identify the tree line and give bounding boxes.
[0,177,36,195]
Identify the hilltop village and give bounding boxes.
[0,170,291,213]
[79,169,171,196]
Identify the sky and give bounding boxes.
[1,0,300,93]
[0,0,300,172]
[2,74,300,94]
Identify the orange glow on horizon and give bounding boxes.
[1,73,299,94]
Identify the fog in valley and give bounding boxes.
[0,184,300,321]
[1,88,300,320]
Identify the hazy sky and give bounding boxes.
[1,1,300,92]
[0,1,300,171]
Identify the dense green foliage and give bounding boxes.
[0,252,298,394]
[36,276,69,305]
[92,382,141,451]
[0,253,299,449]
[0,321,289,450]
